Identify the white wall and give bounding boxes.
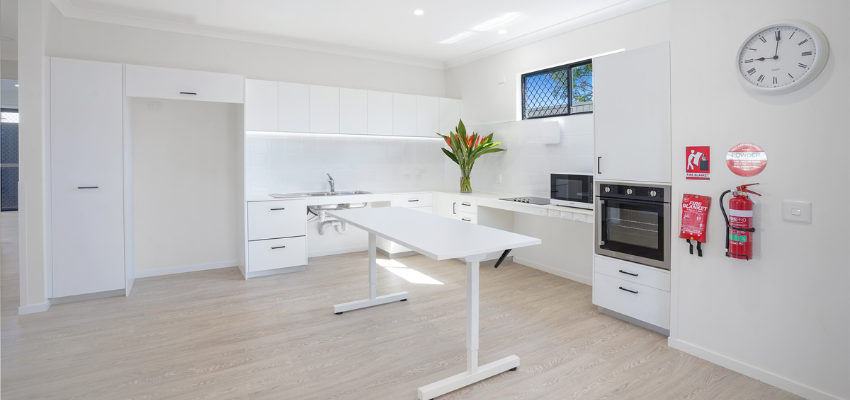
[667,1,850,400]
[131,98,239,274]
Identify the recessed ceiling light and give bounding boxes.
[439,31,476,45]
[15,84,19,87]
[498,30,507,34]
[414,9,424,16]
[471,12,520,32]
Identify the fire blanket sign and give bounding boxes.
[685,146,710,180]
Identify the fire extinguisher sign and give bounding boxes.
[685,146,710,180]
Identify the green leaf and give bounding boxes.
[441,148,459,165]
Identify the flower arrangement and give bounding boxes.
[437,120,505,193]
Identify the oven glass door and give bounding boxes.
[598,198,665,263]
[551,175,592,204]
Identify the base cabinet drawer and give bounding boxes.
[594,255,670,291]
[248,201,306,240]
[391,193,433,208]
[593,272,670,330]
[248,237,307,272]
[452,211,477,224]
[456,198,477,214]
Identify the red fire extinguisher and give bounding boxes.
[720,183,761,260]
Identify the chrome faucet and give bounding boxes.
[327,174,335,193]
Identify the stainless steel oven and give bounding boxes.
[550,173,593,209]
[595,182,671,270]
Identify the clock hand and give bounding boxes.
[773,30,780,58]
[754,56,778,61]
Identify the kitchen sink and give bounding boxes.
[269,190,371,199]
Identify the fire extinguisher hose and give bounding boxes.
[719,190,756,259]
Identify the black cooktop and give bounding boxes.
[499,196,551,205]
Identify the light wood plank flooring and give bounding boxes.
[1,212,801,400]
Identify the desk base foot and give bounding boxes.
[417,355,519,400]
[333,292,409,314]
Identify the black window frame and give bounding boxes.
[521,59,593,120]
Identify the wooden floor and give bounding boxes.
[1,212,801,400]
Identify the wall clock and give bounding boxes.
[736,21,829,95]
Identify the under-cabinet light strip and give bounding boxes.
[246,131,444,141]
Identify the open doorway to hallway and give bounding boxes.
[1,79,18,212]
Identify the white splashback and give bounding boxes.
[245,134,447,196]
[447,114,594,197]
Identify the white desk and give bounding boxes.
[327,207,541,400]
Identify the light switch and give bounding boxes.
[782,200,812,223]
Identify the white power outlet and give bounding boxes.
[494,174,502,184]
[403,171,411,180]
[147,101,161,111]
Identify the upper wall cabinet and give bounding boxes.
[594,43,671,183]
[392,94,417,136]
[310,85,340,134]
[339,88,368,134]
[278,82,311,132]
[125,64,244,104]
[416,96,440,138]
[368,91,393,136]
[245,79,278,131]
[439,98,461,135]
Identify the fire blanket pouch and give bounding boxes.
[680,194,711,256]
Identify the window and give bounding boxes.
[521,60,593,119]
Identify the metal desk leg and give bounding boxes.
[333,232,409,314]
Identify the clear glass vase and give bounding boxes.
[460,169,472,193]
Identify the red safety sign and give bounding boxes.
[685,146,710,180]
[680,194,711,256]
[726,143,767,177]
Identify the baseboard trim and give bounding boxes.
[513,257,592,286]
[309,246,368,258]
[599,306,669,336]
[51,289,124,305]
[667,338,845,400]
[247,266,307,279]
[136,261,238,278]
[18,300,51,315]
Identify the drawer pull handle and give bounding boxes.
[462,218,471,222]
[619,287,638,294]
[271,246,286,250]
[77,186,99,189]
[619,270,638,277]
[461,202,471,206]
[408,199,419,202]
[180,92,197,95]
[270,208,286,211]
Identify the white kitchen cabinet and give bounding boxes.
[592,271,670,330]
[416,96,440,137]
[245,79,278,131]
[435,193,478,223]
[248,236,308,272]
[50,57,129,298]
[391,193,433,208]
[310,85,340,133]
[247,201,307,240]
[593,42,671,183]
[367,91,393,135]
[125,64,244,103]
[439,98,461,135]
[278,82,311,132]
[392,93,417,136]
[339,88,368,134]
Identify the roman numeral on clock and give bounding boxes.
[798,63,808,68]
[757,75,765,83]
[744,59,753,63]
[798,39,809,46]
[747,68,756,75]
[773,76,778,84]
[789,31,796,39]
[759,36,767,43]
[802,51,813,56]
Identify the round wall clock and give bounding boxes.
[736,21,829,95]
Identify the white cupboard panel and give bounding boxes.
[592,272,670,329]
[125,64,244,103]
[248,236,307,272]
[439,98,461,135]
[339,88,368,134]
[594,42,671,183]
[391,193,434,208]
[310,85,340,133]
[278,82,311,132]
[51,57,126,298]
[245,79,278,131]
[247,201,306,240]
[416,96,440,137]
[392,93,417,136]
[594,255,670,291]
[367,91,393,135]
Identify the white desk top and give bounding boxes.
[328,207,541,261]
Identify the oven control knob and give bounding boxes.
[626,188,634,195]
[650,190,657,197]
[604,187,611,193]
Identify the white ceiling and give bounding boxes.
[52,0,665,68]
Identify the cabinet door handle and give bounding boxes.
[462,218,471,222]
[77,186,99,189]
[271,246,286,250]
[452,202,456,214]
[619,270,638,277]
[270,208,286,211]
[408,199,419,202]
[597,157,602,174]
[619,286,638,294]
[461,202,471,206]
[179,92,197,95]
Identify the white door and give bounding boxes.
[51,57,126,298]
[278,82,310,132]
[339,88,368,134]
[594,43,671,183]
[309,85,340,133]
[367,91,393,135]
[392,93,416,136]
[416,96,439,138]
[245,79,278,131]
[439,98,461,135]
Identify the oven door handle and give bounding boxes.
[597,199,606,246]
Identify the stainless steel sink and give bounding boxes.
[269,190,371,199]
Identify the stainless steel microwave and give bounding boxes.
[550,173,594,210]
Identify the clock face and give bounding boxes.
[736,21,829,94]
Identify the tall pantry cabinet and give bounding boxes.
[50,57,133,298]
